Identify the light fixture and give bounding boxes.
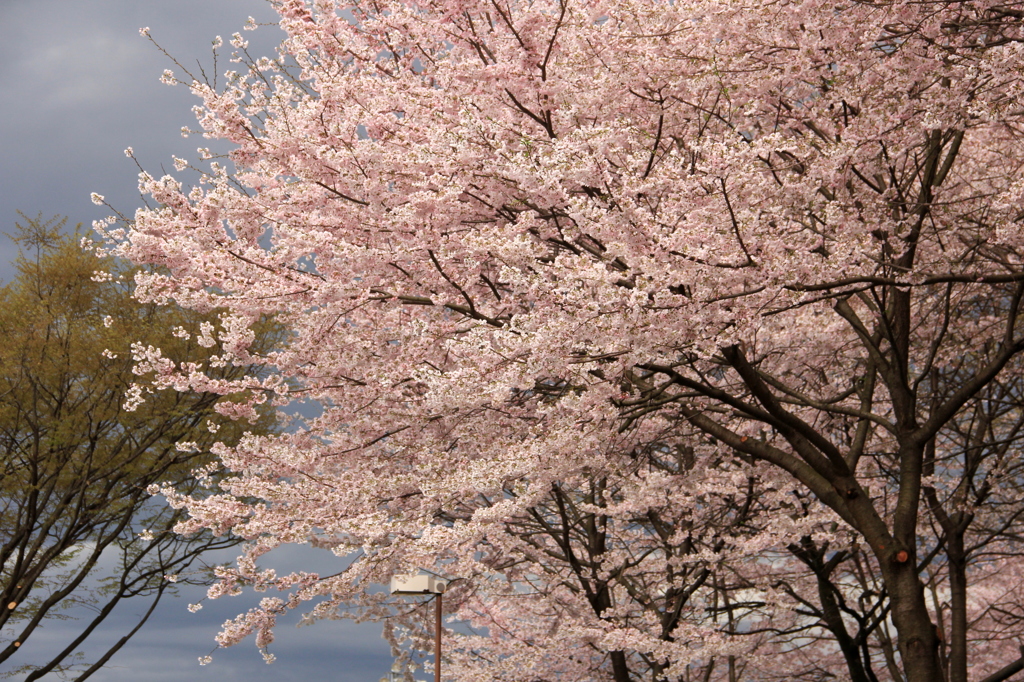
[390,573,447,682]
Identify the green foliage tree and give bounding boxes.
[0,215,278,681]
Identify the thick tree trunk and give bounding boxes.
[946,534,968,682]
[609,650,630,682]
[834,474,943,682]
[882,559,943,682]
[834,455,943,682]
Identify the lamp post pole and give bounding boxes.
[390,573,447,682]
[433,591,442,682]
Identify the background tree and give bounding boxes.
[0,215,278,680]
[100,1,1024,681]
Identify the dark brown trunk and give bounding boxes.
[882,559,943,682]
[837,479,942,682]
[610,650,630,682]
[947,534,968,682]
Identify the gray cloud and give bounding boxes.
[0,0,282,282]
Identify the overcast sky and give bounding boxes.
[0,0,279,281]
[0,1,400,679]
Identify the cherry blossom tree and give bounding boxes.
[95,0,1024,680]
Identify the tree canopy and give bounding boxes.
[0,215,277,680]
[98,2,1024,681]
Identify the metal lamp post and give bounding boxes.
[390,573,447,682]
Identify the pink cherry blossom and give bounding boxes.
[100,1,1024,680]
